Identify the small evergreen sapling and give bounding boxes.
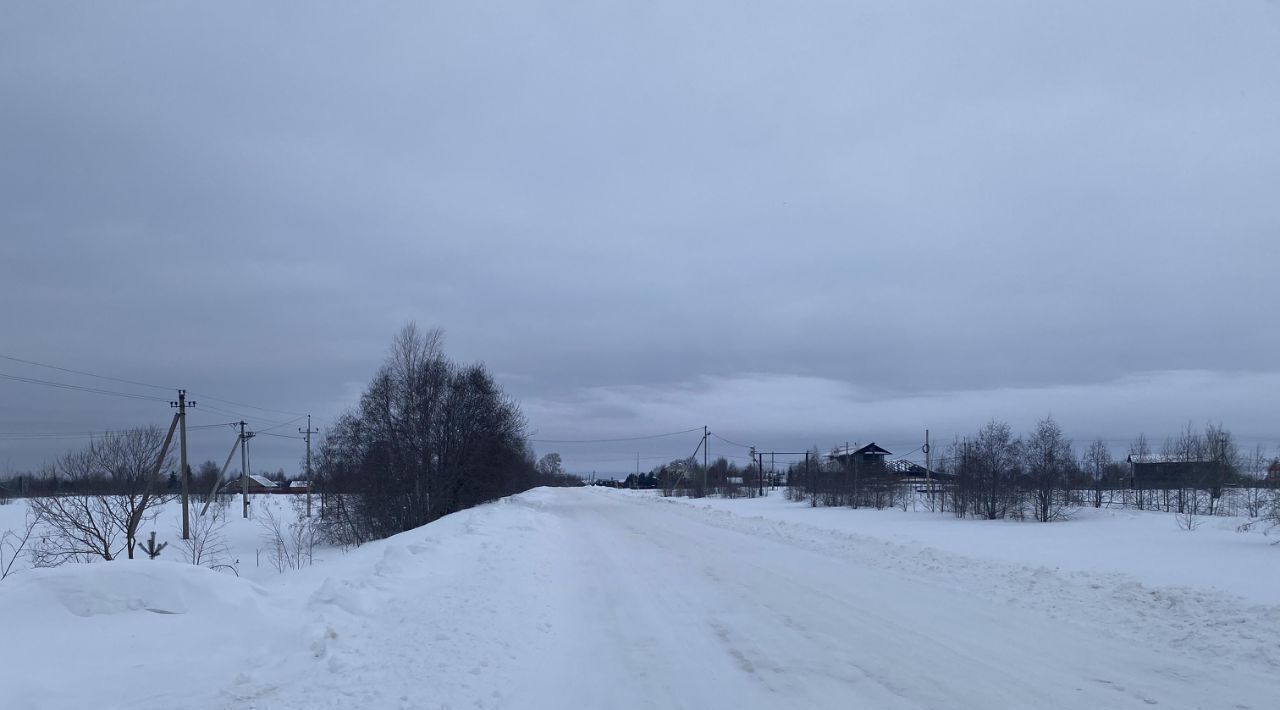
[139,531,167,559]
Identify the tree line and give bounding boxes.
[939,418,1265,522]
[312,324,580,548]
[644,416,1279,531]
[0,323,581,577]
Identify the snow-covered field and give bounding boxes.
[1,488,1278,709]
[0,494,328,583]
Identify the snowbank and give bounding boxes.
[0,560,299,710]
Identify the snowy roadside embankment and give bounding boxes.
[0,560,302,710]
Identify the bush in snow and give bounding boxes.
[29,427,174,563]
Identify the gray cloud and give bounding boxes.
[2,1,1278,474]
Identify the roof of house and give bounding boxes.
[830,442,893,458]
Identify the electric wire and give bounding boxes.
[0,352,175,391]
[257,431,305,440]
[529,427,703,444]
[187,392,306,418]
[254,415,307,434]
[710,432,752,449]
[0,371,170,402]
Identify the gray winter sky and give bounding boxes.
[2,1,1278,477]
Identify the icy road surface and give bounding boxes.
[245,488,1277,709]
[5,487,1278,709]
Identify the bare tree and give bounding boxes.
[659,459,692,497]
[1024,416,1074,522]
[314,324,543,547]
[259,501,316,572]
[1127,434,1152,510]
[191,459,221,505]
[1163,423,1205,514]
[1238,449,1280,539]
[957,421,1023,520]
[536,453,563,477]
[1,506,42,580]
[30,427,173,563]
[178,500,231,568]
[1201,422,1239,516]
[1243,445,1269,518]
[1083,438,1112,508]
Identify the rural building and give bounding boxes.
[828,443,892,468]
[221,475,284,495]
[886,459,952,481]
[1126,456,1226,491]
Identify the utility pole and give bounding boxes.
[805,450,812,504]
[199,432,243,517]
[751,447,762,497]
[171,390,196,540]
[300,414,318,518]
[846,441,862,508]
[703,426,709,494]
[239,421,254,519]
[925,429,933,511]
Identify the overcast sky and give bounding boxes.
[2,1,1278,477]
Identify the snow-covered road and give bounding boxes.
[237,487,1276,709]
[5,487,1278,709]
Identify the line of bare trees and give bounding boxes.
[781,448,907,510]
[720,416,1280,530]
[939,419,1269,523]
[312,324,580,548]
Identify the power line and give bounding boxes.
[257,431,305,440]
[0,352,175,391]
[710,432,752,449]
[189,422,240,431]
[187,392,306,418]
[0,422,236,440]
[0,371,170,402]
[530,427,703,444]
[191,404,293,429]
[255,415,307,433]
[570,453,690,464]
[0,353,305,420]
[190,403,249,419]
[0,432,110,441]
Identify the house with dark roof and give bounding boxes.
[1126,455,1229,495]
[828,443,892,468]
[828,443,950,481]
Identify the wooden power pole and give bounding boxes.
[239,421,254,519]
[925,429,933,510]
[703,425,708,495]
[300,414,318,518]
[172,389,195,540]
